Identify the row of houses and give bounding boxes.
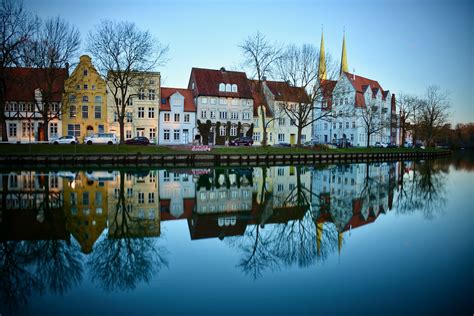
[0,162,399,253]
[2,34,400,146]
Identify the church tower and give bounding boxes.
[340,31,348,75]
[318,30,327,80]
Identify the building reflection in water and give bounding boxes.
[0,159,451,307]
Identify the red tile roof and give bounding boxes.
[265,80,310,103]
[4,67,67,102]
[188,67,253,99]
[248,79,273,117]
[160,87,196,112]
[344,72,387,107]
[320,79,337,109]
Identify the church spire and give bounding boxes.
[318,28,327,80]
[340,30,348,75]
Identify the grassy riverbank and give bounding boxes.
[0,143,448,155]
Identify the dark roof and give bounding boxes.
[160,87,196,112]
[248,79,273,117]
[187,212,249,240]
[188,67,253,99]
[4,67,67,102]
[320,79,337,109]
[265,80,310,103]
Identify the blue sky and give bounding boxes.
[24,0,473,124]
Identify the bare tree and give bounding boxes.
[20,16,80,141]
[419,85,450,147]
[240,32,283,146]
[0,0,37,141]
[359,97,391,147]
[276,44,339,146]
[396,93,423,147]
[87,20,168,143]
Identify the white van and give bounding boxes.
[84,133,118,145]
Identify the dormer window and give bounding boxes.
[219,83,225,92]
[231,84,237,92]
[83,69,88,76]
[225,84,231,92]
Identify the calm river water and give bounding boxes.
[1,152,473,315]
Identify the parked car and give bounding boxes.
[84,133,118,145]
[335,138,352,148]
[229,136,253,146]
[387,143,398,148]
[303,140,319,147]
[374,142,388,148]
[125,136,150,145]
[50,135,78,145]
[273,142,291,147]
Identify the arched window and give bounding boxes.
[94,96,102,103]
[225,84,231,92]
[219,83,225,92]
[231,84,238,92]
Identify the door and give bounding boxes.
[183,129,189,144]
[137,128,145,137]
[290,134,295,145]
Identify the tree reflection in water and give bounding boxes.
[88,171,168,292]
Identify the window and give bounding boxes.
[243,112,250,120]
[324,123,328,130]
[231,84,238,92]
[148,107,155,118]
[278,133,285,142]
[148,89,155,100]
[352,121,356,129]
[126,130,132,139]
[290,119,296,126]
[138,107,145,118]
[277,167,284,176]
[219,126,225,136]
[127,97,133,106]
[219,83,225,92]
[253,132,260,141]
[184,114,190,122]
[333,123,336,129]
[83,84,88,90]
[174,129,180,141]
[94,106,101,119]
[115,98,122,105]
[82,96,88,102]
[148,192,155,204]
[164,129,170,140]
[174,113,180,122]
[211,98,217,105]
[164,113,170,122]
[350,134,354,141]
[126,112,133,122]
[230,126,237,136]
[82,105,88,119]
[91,85,95,90]
[231,112,238,120]
[225,84,231,92]
[279,118,285,125]
[67,124,80,136]
[138,192,144,204]
[301,134,306,142]
[339,122,342,129]
[149,128,156,140]
[83,69,88,76]
[269,132,273,142]
[219,111,227,119]
[76,84,80,90]
[201,97,208,104]
[50,123,58,137]
[219,98,227,105]
[83,192,89,205]
[346,122,349,129]
[201,110,206,119]
[8,123,17,137]
[98,125,104,133]
[139,89,145,100]
[210,111,216,119]
[231,99,238,106]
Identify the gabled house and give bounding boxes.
[188,67,254,145]
[159,87,196,145]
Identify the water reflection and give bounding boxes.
[0,158,459,309]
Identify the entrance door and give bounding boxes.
[290,134,295,145]
[183,129,189,144]
[86,126,94,136]
[137,128,145,137]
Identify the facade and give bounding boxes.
[251,79,312,146]
[313,33,398,147]
[188,67,254,145]
[3,67,67,143]
[107,72,160,143]
[159,87,196,145]
[63,55,107,142]
[158,169,196,219]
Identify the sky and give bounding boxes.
[23,0,474,125]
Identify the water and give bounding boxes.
[1,153,473,315]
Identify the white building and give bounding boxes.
[159,87,196,145]
[107,72,160,143]
[188,67,254,145]
[158,169,196,219]
[2,68,66,143]
[312,33,398,147]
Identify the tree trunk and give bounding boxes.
[0,88,8,141]
[119,117,125,144]
[366,133,370,148]
[260,107,267,147]
[297,126,303,147]
[401,123,406,148]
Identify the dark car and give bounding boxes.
[229,136,253,146]
[125,136,150,145]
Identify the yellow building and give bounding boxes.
[62,55,107,142]
[63,171,109,254]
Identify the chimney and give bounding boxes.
[65,62,70,78]
[352,68,355,80]
[220,67,226,72]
